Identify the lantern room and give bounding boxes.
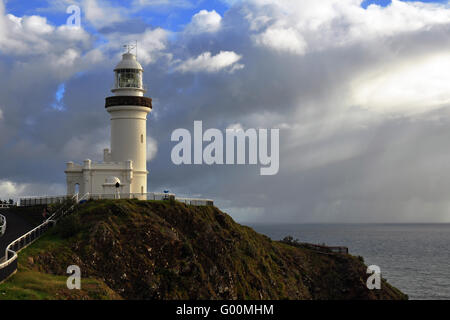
[112,52,145,96]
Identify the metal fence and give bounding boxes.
[301,243,349,255]
[84,192,214,206]
[0,195,80,284]
[84,192,175,201]
[19,193,214,207]
[19,196,73,207]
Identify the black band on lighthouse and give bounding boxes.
[105,96,152,109]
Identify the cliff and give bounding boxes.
[0,200,407,300]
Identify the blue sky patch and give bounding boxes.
[51,83,66,111]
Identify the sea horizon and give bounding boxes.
[248,223,450,300]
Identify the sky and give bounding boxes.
[1,0,450,224]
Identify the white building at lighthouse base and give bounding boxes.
[65,149,136,196]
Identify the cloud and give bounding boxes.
[352,52,450,116]
[253,26,307,55]
[0,180,27,199]
[242,0,450,54]
[0,2,91,56]
[227,123,244,131]
[147,136,158,161]
[3,0,450,224]
[0,179,65,199]
[185,10,222,34]
[175,51,244,73]
[82,0,126,29]
[105,27,169,65]
[62,128,109,161]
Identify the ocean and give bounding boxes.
[249,223,450,300]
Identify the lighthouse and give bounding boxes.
[106,51,152,194]
[65,48,152,197]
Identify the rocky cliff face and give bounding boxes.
[15,200,407,300]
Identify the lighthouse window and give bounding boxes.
[141,134,144,143]
[116,69,142,89]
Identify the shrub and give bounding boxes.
[56,214,82,239]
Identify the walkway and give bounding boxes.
[0,208,37,261]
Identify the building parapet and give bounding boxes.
[66,160,133,173]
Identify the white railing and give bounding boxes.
[1,218,53,264]
[176,198,215,206]
[19,192,214,207]
[0,204,14,209]
[0,194,86,282]
[84,192,174,201]
[51,193,90,221]
[0,214,6,237]
[83,192,214,206]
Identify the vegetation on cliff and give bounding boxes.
[0,200,407,300]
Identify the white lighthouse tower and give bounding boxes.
[106,50,152,194]
[65,48,152,197]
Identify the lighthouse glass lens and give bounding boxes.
[117,69,142,89]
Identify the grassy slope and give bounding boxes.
[0,200,407,300]
[0,235,121,300]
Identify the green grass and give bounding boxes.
[0,232,121,300]
[0,270,120,300]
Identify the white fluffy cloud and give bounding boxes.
[82,0,125,29]
[0,0,90,57]
[106,27,169,65]
[175,51,244,73]
[253,26,307,55]
[185,10,222,34]
[240,0,450,118]
[0,180,27,199]
[245,0,450,54]
[0,179,65,199]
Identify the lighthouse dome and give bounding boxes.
[114,53,143,71]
